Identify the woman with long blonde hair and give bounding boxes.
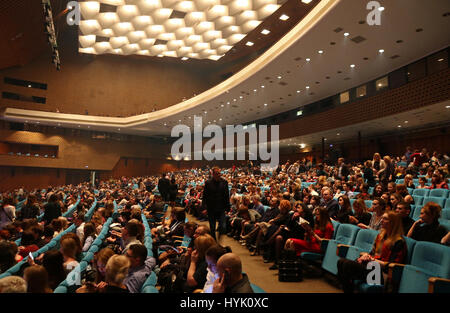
[337,211,407,293]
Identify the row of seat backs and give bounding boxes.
[140,213,158,293]
[411,188,449,198]
[412,195,450,209]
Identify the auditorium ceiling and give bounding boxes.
[1,0,450,149]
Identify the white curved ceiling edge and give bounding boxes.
[3,0,339,131]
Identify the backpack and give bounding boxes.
[157,263,186,293]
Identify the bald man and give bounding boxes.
[212,253,254,293]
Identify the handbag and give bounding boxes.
[278,250,303,282]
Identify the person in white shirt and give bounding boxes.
[74,213,86,242]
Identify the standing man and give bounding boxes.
[158,173,170,203]
[203,167,230,241]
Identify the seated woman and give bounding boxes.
[407,202,448,244]
[60,236,80,274]
[103,255,130,293]
[82,222,97,252]
[395,185,414,205]
[269,201,314,270]
[285,206,334,257]
[337,211,407,293]
[349,199,372,227]
[185,234,216,293]
[23,265,53,293]
[359,198,386,231]
[18,230,39,258]
[42,250,66,290]
[334,195,353,224]
[203,245,232,293]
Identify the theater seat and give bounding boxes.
[423,197,445,208]
[321,224,360,275]
[412,189,429,197]
[429,189,449,198]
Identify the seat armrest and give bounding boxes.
[320,239,330,252]
[428,277,450,293]
[337,244,350,257]
[388,263,405,287]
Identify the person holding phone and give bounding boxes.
[212,253,254,293]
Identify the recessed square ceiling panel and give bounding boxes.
[78,0,281,60]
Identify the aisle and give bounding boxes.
[188,213,342,293]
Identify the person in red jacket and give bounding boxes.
[410,148,429,167]
[285,206,334,256]
[429,173,449,189]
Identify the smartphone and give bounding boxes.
[28,252,34,261]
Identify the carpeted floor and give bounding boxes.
[187,213,342,293]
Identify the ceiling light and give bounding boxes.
[261,29,270,35]
[246,41,254,46]
[446,105,450,109]
[181,57,188,60]
[261,85,265,88]
[404,121,408,123]
[337,133,340,136]
[350,64,355,68]
[157,54,164,57]
[28,84,32,88]
[397,125,402,128]
[379,49,384,53]
[306,58,310,62]
[279,14,289,21]
[277,76,282,79]
[221,104,224,107]
[344,32,349,36]
[306,86,310,89]
[318,50,323,54]
[438,58,444,62]
[253,89,257,92]
[301,0,313,3]
[296,90,300,93]
[219,118,222,121]
[378,7,385,11]
[239,96,243,99]
[264,103,268,106]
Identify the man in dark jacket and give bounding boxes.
[202,167,230,241]
[43,194,61,225]
[158,174,170,202]
[321,188,339,220]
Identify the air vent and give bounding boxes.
[351,36,366,43]
[232,105,238,108]
[363,57,369,60]
[265,76,271,80]
[334,27,343,33]
[391,55,400,59]
[330,42,336,45]
[358,20,365,24]
[99,3,117,13]
[294,57,302,61]
[396,40,403,43]
[96,36,110,42]
[415,28,423,32]
[170,10,187,19]
[279,81,287,86]
[154,39,168,45]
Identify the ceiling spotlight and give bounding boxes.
[350,64,355,68]
[277,76,282,79]
[306,86,310,89]
[296,90,301,93]
[181,57,188,60]
[261,85,265,88]
[261,29,270,35]
[445,105,450,109]
[438,58,444,62]
[28,84,32,88]
[253,89,257,92]
[379,49,384,53]
[397,125,402,128]
[301,0,313,3]
[239,96,243,99]
[318,50,323,54]
[378,6,385,11]
[279,14,289,21]
[220,104,224,107]
[264,103,268,106]
[246,41,254,46]
[157,54,163,57]
[344,32,350,37]
[306,58,310,62]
